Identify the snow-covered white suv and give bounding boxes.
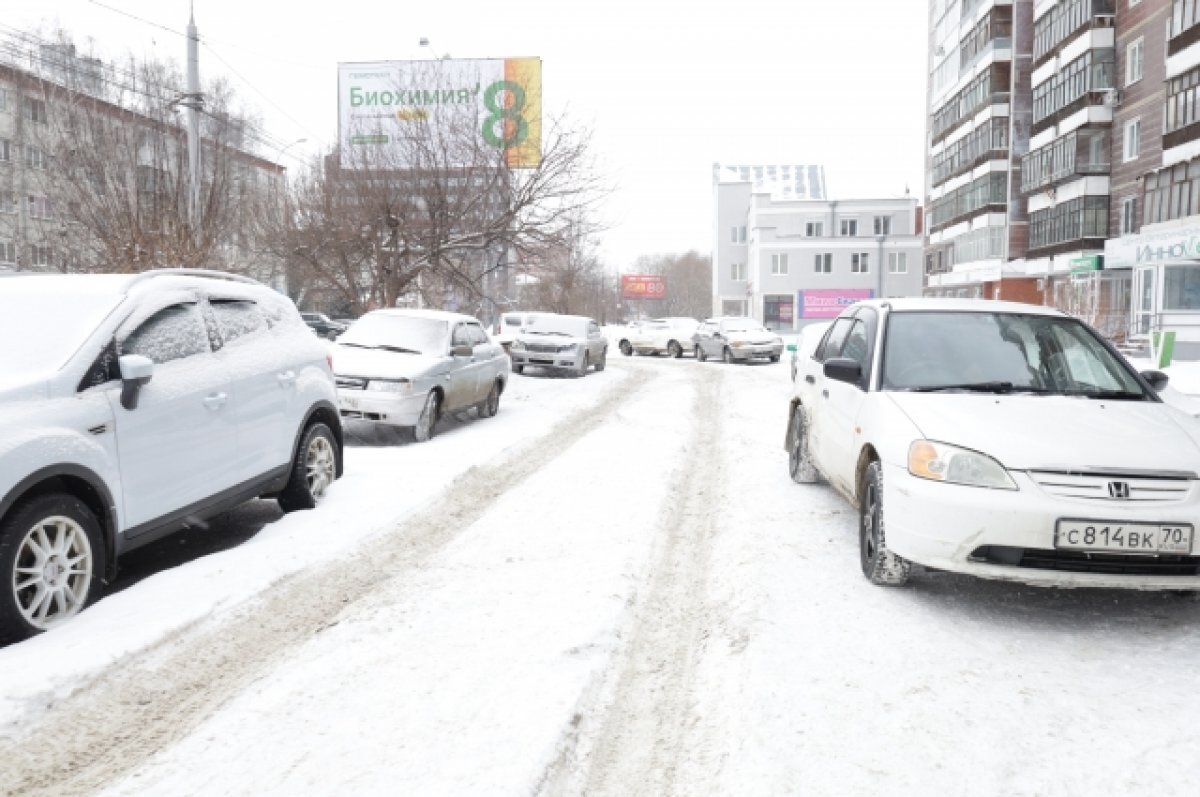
[0,270,343,642]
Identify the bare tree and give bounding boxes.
[20,32,285,276]
[627,250,713,319]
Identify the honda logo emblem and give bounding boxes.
[1108,481,1131,499]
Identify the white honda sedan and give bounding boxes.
[785,297,1200,590]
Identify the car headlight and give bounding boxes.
[366,378,413,394]
[510,340,526,351]
[908,440,1017,490]
[731,340,745,348]
[559,343,578,354]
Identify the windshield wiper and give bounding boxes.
[912,381,1051,394]
[1065,388,1145,400]
[371,344,421,354]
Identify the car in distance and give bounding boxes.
[301,311,348,340]
[693,317,784,363]
[0,269,343,642]
[332,308,509,442]
[789,321,832,381]
[494,311,545,352]
[627,317,700,358]
[785,297,1200,590]
[509,314,608,377]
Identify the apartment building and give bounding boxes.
[925,0,1035,300]
[0,39,286,280]
[712,164,924,331]
[1104,0,1200,356]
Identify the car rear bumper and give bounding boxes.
[882,461,1200,589]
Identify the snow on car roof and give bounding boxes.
[875,297,1067,316]
[369,308,482,323]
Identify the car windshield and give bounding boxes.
[338,313,448,355]
[525,316,587,337]
[0,287,123,376]
[881,311,1146,398]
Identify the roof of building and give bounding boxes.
[712,163,828,200]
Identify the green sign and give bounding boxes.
[1069,255,1103,274]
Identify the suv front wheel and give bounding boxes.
[0,493,103,643]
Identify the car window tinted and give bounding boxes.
[815,317,854,362]
[840,320,870,369]
[211,300,267,346]
[121,303,209,364]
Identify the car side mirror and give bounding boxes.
[451,345,473,357]
[1141,369,1169,392]
[118,354,154,410]
[824,357,863,385]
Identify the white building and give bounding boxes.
[712,163,925,330]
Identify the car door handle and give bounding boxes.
[203,392,228,409]
[805,375,815,384]
[277,371,297,385]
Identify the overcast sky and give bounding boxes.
[8,0,928,270]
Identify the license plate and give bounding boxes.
[1055,520,1194,554]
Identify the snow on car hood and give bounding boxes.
[886,392,1200,473]
[331,345,446,379]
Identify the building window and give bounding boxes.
[23,97,47,124]
[805,221,823,237]
[0,241,14,264]
[30,244,52,267]
[814,253,832,273]
[0,139,9,163]
[0,89,7,113]
[1028,196,1109,249]
[24,146,46,170]
[1121,197,1138,235]
[28,196,51,219]
[731,225,746,243]
[851,253,870,273]
[770,253,789,276]
[0,193,15,214]
[1170,0,1200,40]
[1126,38,1144,87]
[1164,264,1200,310]
[1123,118,1141,162]
[730,262,746,281]
[873,216,892,235]
[840,219,858,236]
[888,252,908,274]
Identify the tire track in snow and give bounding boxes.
[0,368,656,797]
[535,363,725,797]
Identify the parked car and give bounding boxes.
[614,319,643,357]
[785,297,1200,590]
[0,269,343,642]
[693,317,784,363]
[509,314,608,377]
[626,317,700,357]
[332,308,509,442]
[788,321,832,381]
[301,312,348,340]
[494,311,546,351]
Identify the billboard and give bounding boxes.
[338,57,542,168]
[796,289,874,319]
[621,274,667,300]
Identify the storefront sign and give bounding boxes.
[1105,225,1200,269]
[796,288,874,319]
[1069,255,1103,274]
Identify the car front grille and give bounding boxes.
[526,343,568,354]
[1028,471,1194,503]
[969,545,1200,577]
[336,376,367,389]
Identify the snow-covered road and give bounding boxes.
[4,354,1200,796]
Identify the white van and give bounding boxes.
[495,312,546,349]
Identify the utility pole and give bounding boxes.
[186,5,202,249]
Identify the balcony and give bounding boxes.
[1021,128,1111,195]
[1168,0,1200,57]
[1034,0,1116,67]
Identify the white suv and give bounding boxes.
[0,270,343,642]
